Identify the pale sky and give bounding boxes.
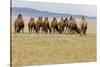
[12,0,97,17]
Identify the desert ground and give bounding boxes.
[11,16,96,67]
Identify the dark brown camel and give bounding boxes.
[14,14,24,33]
[62,17,69,33]
[80,16,88,35]
[28,17,36,33]
[58,17,65,33]
[51,17,59,33]
[42,17,51,33]
[36,17,43,33]
[68,16,77,34]
[63,17,70,33]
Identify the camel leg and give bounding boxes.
[69,28,72,34]
[36,27,39,33]
[82,29,84,35]
[67,27,69,34]
[38,26,41,33]
[34,26,37,33]
[64,27,66,33]
[53,28,55,34]
[33,28,35,33]
[45,27,47,33]
[68,27,71,34]
[62,27,65,33]
[48,26,51,33]
[30,27,32,33]
[36,25,39,33]
[84,29,86,35]
[70,29,74,34]
[29,27,30,33]
[22,28,24,33]
[52,28,54,34]
[39,26,41,33]
[17,27,21,33]
[67,28,69,33]
[51,27,53,34]
[14,26,17,33]
[85,27,87,35]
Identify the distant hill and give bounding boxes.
[11,7,96,19]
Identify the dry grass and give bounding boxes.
[11,17,96,67]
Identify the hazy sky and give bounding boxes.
[12,0,97,17]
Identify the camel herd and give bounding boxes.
[14,14,87,35]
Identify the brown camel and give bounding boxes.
[68,16,77,34]
[36,17,43,33]
[58,17,65,33]
[42,17,51,33]
[28,17,36,33]
[14,14,24,33]
[80,16,88,35]
[51,17,59,33]
[63,17,69,33]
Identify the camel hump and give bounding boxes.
[44,17,49,24]
[52,17,57,22]
[16,14,24,23]
[29,17,33,21]
[30,17,33,19]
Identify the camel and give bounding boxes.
[80,16,88,35]
[28,17,36,33]
[14,14,24,33]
